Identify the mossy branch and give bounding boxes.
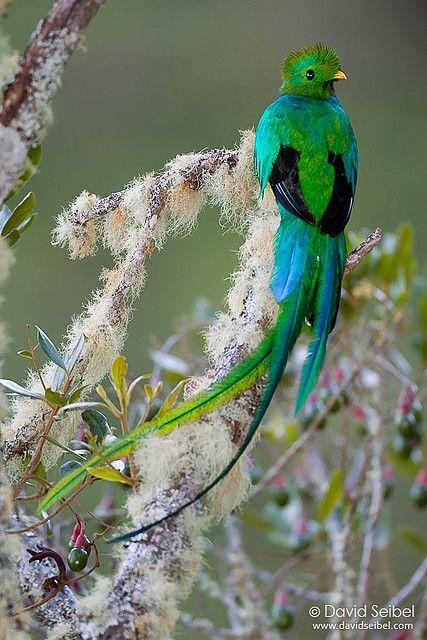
[0,0,107,203]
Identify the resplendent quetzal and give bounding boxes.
[39,44,358,542]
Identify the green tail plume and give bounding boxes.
[295,234,346,412]
[109,261,315,543]
[38,328,275,514]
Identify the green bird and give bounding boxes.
[38,44,358,542]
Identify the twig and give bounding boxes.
[384,558,427,610]
[26,544,67,592]
[7,478,93,534]
[21,542,100,614]
[356,417,384,606]
[343,228,382,276]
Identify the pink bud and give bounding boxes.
[332,364,345,382]
[398,385,416,415]
[383,465,394,481]
[70,521,82,543]
[75,533,90,549]
[353,404,367,421]
[275,586,289,606]
[415,470,427,487]
[294,519,307,535]
[272,474,286,489]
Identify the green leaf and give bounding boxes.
[17,350,33,359]
[126,373,151,403]
[52,366,66,392]
[5,229,20,246]
[111,355,127,396]
[88,465,133,486]
[28,144,42,167]
[0,378,44,399]
[0,204,13,233]
[64,335,85,374]
[60,460,83,477]
[44,388,67,408]
[157,380,186,418]
[81,409,111,444]
[6,144,42,201]
[144,384,154,400]
[58,401,107,414]
[95,384,120,416]
[36,326,66,370]
[17,212,37,234]
[1,191,35,237]
[67,385,88,404]
[318,469,343,523]
[398,528,427,554]
[33,460,47,481]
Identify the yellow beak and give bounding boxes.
[333,70,347,81]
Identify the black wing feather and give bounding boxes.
[319,152,354,237]
[269,146,316,226]
[269,146,354,238]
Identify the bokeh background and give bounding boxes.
[3,0,426,382]
[1,2,426,636]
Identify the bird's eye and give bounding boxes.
[306,69,315,80]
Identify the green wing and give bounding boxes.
[254,96,291,197]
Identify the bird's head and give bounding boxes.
[280,43,346,99]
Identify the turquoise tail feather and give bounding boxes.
[295,233,346,413]
[109,223,317,543]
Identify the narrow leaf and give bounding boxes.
[2,191,35,236]
[126,373,150,403]
[318,469,343,523]
[144,384,153,400]
[0,378,44,399]
[52,366,66,392]
[58,401,107,414]
[96,385,120,415]
[5,229,20,246]
[64,335,85,374]
[81,409,111,444]
[111,355,127,395]
[28,144,42,167]
[67,385,88,404]
[88,465,133,486]
[0,204,13,233]
[17,350,33,359]
[36,326,66,370]
[157,380,186,418]
[17,212,37,233]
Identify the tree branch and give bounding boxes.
[0,0,107,203]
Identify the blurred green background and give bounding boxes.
[2,0,426,382]
[1,3,426,636]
